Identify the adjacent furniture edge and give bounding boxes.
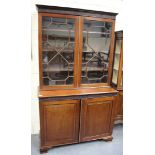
[111,83,123,91]
[115,30,123,39]
[36,4,118,19]
[38,87,118,101]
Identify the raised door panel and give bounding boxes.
[80,97,115,142]
[40,99,80,147]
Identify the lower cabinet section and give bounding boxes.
[39,96,116,153]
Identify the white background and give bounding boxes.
[0,0,155,155]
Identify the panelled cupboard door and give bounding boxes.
[40,99,80,147]
[80,97,115,142]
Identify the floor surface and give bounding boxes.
[31,125,123,155]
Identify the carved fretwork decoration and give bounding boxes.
[81,20,112,84]
[42,17,75,85]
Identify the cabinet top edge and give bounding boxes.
[38,87,118,98]
[36,4,118,19]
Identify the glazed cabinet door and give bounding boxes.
[39,13,79,89]
[40,99,80,148]
[112,31,123,90]
[79,17,115,87]
[80,97,115,142]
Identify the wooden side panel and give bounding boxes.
[114,91,123,121]
[40,99,80,148]
[118,91,123,115]
[117,40,123,90]
[80,97,115,142]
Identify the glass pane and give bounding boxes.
[112,39,122,85]
[42,16,75,86]
[120,76,123,87]
[112,70,118,85]
[115,40,122,54]
[81,19,112,84]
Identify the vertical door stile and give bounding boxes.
[79,98,85,142]
[77,16,84,87]
[107,20,116,85]
[78,99,82,141]
[73,17,79,88]
[117,40,123,89]
[38,13,43,87]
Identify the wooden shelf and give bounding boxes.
[42,28,74,33]
[83,50,109,54]
[44,66,108,72]
[42,34,75,40]
[82,58,109,63]
[42,28,111,35]
[42,49,109,54]
[42,48,74,52]
[86,67,108,71]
